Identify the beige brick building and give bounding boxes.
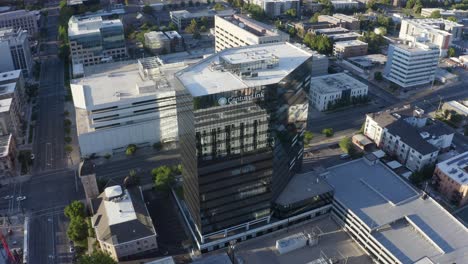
[433,152,468,206]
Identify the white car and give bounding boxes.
[3,195,13,200]
[16,196,26,201]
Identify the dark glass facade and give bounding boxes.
[176,55,313,235]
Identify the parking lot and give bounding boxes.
[302,144,351,172]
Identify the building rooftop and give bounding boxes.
[71,59,185,109]
[437,151,468,185]
[346,54,387,68]
[145,31,169,42]
[445,100,468,115]
[0,83,16,96]
[403,18,463,36]
[170,9,235,19]
[310,73,367,94]
[0,70,21,84]
[326,158,468,264]
[386,119,438,155]
[0,134,12,158]
[334,39,367,48]
[328,32,361,40]
[0,9,34,19]
[217,14,288,38]
[0,27,26,41]
[176,42,313,97]
[91,186,156,245]
[0,98,12,113]
[333,13,359,22]
[68,16,123,37]
[275,171,333,206]
[314,27,349,35]
[192,254,232,264]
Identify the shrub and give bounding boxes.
[322,128,334,137]
[126,144,137,155]
[304,131,314,144]
[65,136,72,143]
[65,145,73,153]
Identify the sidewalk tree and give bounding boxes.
[65,145,73,153]
[64,201,85,219]
[448,47,456,57]
[213,2,225,10]
[126,144,137,155]
[322,128,334,137]
[78,251,117,264]
[185,19,199,34]
[284,8,296,18]
[304,131,314,144]
[152,165,175,191]
[67,216,88,242]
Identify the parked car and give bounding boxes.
[3,195,13,200]
[16,196,26,201]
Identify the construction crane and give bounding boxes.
[0,231,17,263]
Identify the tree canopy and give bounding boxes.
[78,251,117,264]
[67,217,88,242]
[64,201,85,219]
[152,166,175,191]
[358,31,385,54]
[303,33,333,55]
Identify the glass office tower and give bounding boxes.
[175,43,313,236]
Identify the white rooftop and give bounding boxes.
[0,83,16,96]
[68,16,123,37]
[326,158,468,263]
[71,60,185,108]
[176,42,313,97]
[445,100,468,115]
[334,39,367,48]
[0,98,12,113]
[437,151,468,185]
[310,73,367,94]
[0,70,21,83]
[102,186,137,226]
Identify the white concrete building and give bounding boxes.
[91,185,157,261]
[0,28,33,78]
[214,14,289,53]
[0,10,38,37]
[252,0,300,18]
[144,31,171,54]
[71,57,186,156]
[68,16,127,66]
[309,73,368,111]
[383,41,439,88]
[399,18,463,56]
[327,155,468,264]
[364,107,453,171]
[331,0,360,10]
[333,39,368,59]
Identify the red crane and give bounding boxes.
[0,231,17,263]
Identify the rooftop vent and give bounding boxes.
[420,132,430,139]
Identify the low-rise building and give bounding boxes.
[421,8,468,19]
[0,28,33,77]
[0,70,25,110]
[333,39,368,59]
[364,107,453,171]
[0,10,38,38]
[170,9,235,31]
[441,100,468,127]
[0,98,22,137]
[164,31,184,53]
[71,57,186,156]
[310,51,329,77]
[0,134,16,178]
[318,14,360,30]
[252,0,300,18]
[91,185,157,261]
[433,152,468,206]
[309,73,368,111]
[383,41,439,88]
[68,15,127,66]
[344,54,387,71]
[313,26,349,36]
[331,0,359,10]
[328,32,361,42]
[144,31,171,55]
[327,155,468,264]
[214,14,289,52]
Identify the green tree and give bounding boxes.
[213,2,225,10]
[304,131,314,144]
[64,201,86,219]
[78,251,117,264]
[450,112,463,124]
[200,25,207,32]
[406,0,415,9]
[143,4,153,14]
[284,8,296,17]
[168,22,178,31]
[447,16,458,22]
[65,145,73,153]
[322,128,334,137]
[413,0,423,14]
[366,0,377,10]
[185,19,199,34]
[339,137,353,153]
[126,144,137,155]
[358,31,384,54]
[67,216,88,242]
[200,16,208,27]
[374,71,383,81]
[448,47,456,57]
[288,27,296,37]
[152,166,174,191]
[310,13,320,23]
[429,10,441,18]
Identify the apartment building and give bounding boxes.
[333,40,368,59]
[399,18,463,56]
[71,57,185,156]
[0,98,22,138]
[144,31,171,54]
[331,0,359,10]
[318,14,360,30]
[0,70,25,110]
[433,152,468,206]
[327,155,468,264]
[175,42,313,240]
[309,73,368,111]
[170,9,235,30]
[0,134,16,178]
[421,8,468,19]
[0,10,38,37]
[364,108,453,171]
[91,185,157,261]
[0,28,33,77]
[383,42,439,88]
[214,14,289,53]
[251,0,300,18]
[68,16,127,66]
